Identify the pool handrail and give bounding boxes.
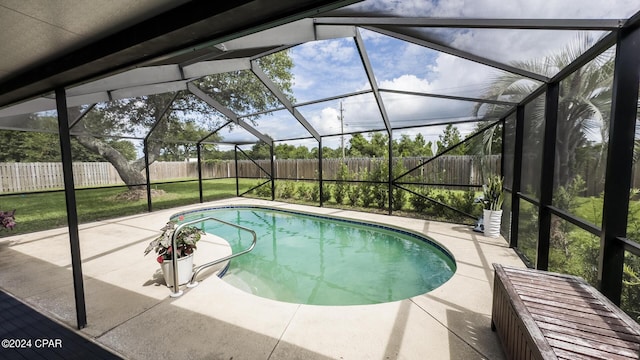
[169,216,257,297]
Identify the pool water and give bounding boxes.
[179,207,456,305]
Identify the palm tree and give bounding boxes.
[474,33,614,189]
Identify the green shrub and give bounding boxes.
[409,186,432,212]
[347,184,360,206]
[310,182,319,202]
[391,161,407,210]
[322,183,332,202]
[255,182,272,198]
[278,181,295,199]
[369,160,388,209]
[333,182,347,204]
[357,169,374,207]
[448,189,478,222]
[451,189,480,217]
[296,182,310,201]
[333,163,349,205]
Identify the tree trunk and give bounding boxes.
[75,135,150,190]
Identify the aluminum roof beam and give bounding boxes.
[0,58,254,117]
[215,18,356,51]
[354,29,392,134]
[379,89,518,106]
[245,114,498,142]
[251,62,321,141]
[238,89,372,119]
[187,82,272,145]
[315,17,624,30]
[366,26,550,83]
[180,21,356,67]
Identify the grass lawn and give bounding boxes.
[0,178,255,237]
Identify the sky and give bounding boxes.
[216,0,638,150]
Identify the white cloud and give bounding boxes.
[252,0,633,147]
[342,0,639,19]
[292,72,314,90]
[291,38,368,102]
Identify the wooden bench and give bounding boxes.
[491,264,640,360]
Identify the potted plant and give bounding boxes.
[1,210,16,231]
[482,175,504,238]
[144,220,204,287]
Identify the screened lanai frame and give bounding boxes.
[0,1,639,330]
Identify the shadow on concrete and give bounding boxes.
[0,245,335,360]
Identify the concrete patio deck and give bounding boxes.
[0,198,525,359]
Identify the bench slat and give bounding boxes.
[492,264,640,360]
[546,336,634,360]
[543,329,639,358]
[532,314,640,349]
[525,305,636,335]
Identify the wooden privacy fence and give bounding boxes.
[0,162,123,193]
[1,156,500,193]
[4,155,639,195]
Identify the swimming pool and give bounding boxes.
[176,206,456,305]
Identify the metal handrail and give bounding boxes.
[169,216,257,297]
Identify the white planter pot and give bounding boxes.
[483,209,503,238]
[160,254,194,288]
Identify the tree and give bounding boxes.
[347,133,369,157]
[248,140,272,160]
[157,121,219,161]
[347,132,388,158]
[436,124,466,155]
[474,34,613,188]
[308,146,339,159]
[70,51,294,190]
[464,122,502,156]
[413,133,434,157]
[393,133,434,158]
[0,117,136,162]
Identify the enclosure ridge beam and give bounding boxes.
[250,62,321,141]
[187,82,273,145]
[294,90,373,108]
[215,19,316,52]
[366,26,549,83]
[239,89,373,119]
[379,88,518,106]
[386,117,499,132]
[182,58,252,78]
[315,17,624,30]
[354,29,392,134]
[289,116,498,140]
[249,45,296,61]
